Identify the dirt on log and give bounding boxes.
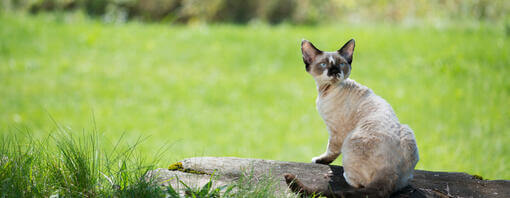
[146,157,509,197]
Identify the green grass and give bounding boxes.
[0,12,509,182]
[0,129,166,197]
[0,129,294,197]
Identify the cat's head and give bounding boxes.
[301,39,355,84]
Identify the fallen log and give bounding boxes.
[146,157,509,197]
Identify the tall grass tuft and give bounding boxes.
[49,132,100,196]
[0,130,49,197]
[0,126,166,197]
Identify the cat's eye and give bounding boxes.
[320,63,327,67]
[340,63,345,67]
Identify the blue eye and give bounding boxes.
[320,63,327,67]
[340,63,345,67]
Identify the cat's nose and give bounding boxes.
[329,67,340,74]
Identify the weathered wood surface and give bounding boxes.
[147,157,510,197]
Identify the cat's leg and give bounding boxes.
[312,135,343,164]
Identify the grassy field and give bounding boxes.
[1,12,509,182]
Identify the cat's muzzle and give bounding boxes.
[327,67,342,78]
[327,68,344,79]
[336,72,344,79]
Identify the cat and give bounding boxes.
[286,39,419,197]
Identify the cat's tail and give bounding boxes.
[397,124,420,189]
[284,173,389,198]
[399,124,419,167]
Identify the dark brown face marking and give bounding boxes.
[309,53,351,79]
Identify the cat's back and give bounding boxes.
[341,79,403,136]
[341,82,418,193]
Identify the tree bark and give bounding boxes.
[147,157,510,197]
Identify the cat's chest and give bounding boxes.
[316,93,360,135]
[316,94,344,124]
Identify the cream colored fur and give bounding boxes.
[303,39,419,196]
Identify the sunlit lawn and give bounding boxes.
[1,13,508,179]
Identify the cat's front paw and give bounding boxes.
[311,156,332,165]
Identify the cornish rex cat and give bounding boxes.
[285,39,419,197]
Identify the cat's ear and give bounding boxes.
[301,39,322,71]
[338,39,355,64]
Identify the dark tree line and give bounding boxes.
[2,0,508,24]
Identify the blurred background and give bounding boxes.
[2,0,510,24]
[1,0,509,180]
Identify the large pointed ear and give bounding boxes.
[301,39,322,71]
[338,39,355,64]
